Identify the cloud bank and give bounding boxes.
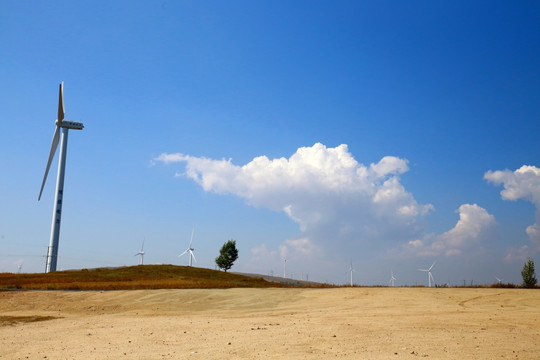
[485,165,540,260]
[156,143,523,267]
[154,143,433,256]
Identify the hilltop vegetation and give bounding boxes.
[0,265,289,290]
[2,266,535,290]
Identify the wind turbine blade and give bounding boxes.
[189,228,194,247]
[190,251,197,263]
[428,261,436,271]
[58,82,64,123]
[38,126,61,200]
[179,249,189,257]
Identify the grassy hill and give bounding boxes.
[0,265,290,290]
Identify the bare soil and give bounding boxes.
[0,288,538,359]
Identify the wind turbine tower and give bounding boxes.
[283,258,287,278]
[418,262,436,287]
[390,269,396,287]
[135,240,145,265]
[348,262,355,287]
[38,82,84,273]
[179,229,196,266]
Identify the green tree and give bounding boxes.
[521,257,537,288]
[215,239,239,272]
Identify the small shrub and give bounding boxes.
[521,258,537,288]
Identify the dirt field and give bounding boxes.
[0,288,538,359]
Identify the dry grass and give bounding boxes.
[1,266,533,290]
[0,265,289,290]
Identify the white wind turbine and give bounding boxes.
[495,276,503,284]
[135,240,145,265]
[17,261,24,274]
[38,82,84,273]
[179,229,196,266]
[389,269,396,287]
[419,261,436,287]
[348,262,355,287]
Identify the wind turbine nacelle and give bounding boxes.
[60,120,84,130]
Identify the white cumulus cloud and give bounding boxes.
[485,165,540,204]
[154,143,433,257]
[402,204,496,257]
[437,204,496,249]
[485,165,540,260]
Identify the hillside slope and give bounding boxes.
[0,265,288,290]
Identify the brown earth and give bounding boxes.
[0,288,538,359]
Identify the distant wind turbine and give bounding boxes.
[17,261,24,274]
[348,262,355,287]
[135,239,145,265]
[348,261,354,287]
[389,269,396,287]
[179,229,196,266]
[495,276,503,284]
[418,262,436,287]
[283,258,287,278]
[38,82,84,273]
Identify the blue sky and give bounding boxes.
[1,1,539,285]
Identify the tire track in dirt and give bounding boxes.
[458,292,504,308]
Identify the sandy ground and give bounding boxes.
[0,288,539,359]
